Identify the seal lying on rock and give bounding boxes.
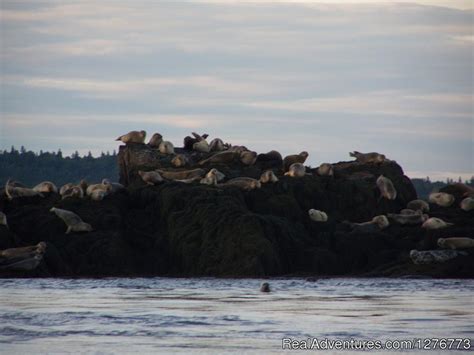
[50,207,93,234]
[348,215,389,232]
[409,249,466,265]
[308,209,328,222]
[209,138,226,152]
[171,154,189,168]
[200,169,218,186]
[438,238,474,250]
[376,175,397,200]
[421,217,453,230]
[240,151,257,166]
[147,133,163,148]
[157,168,205,180]
[400,209,417,215]
[183,133,209,150]
[460,197,474,212]
[316,163,334,176]
[5,179,43,200]
[61,185,84,199]
[138,170,163,185]
[193,139,210,153]
[220,177,261,190]
[101,179,124,193]
[429,192,455,207]
[283,152,308,172]
[33,181,58,194]
[0,242,47,271]
[285,163,306,178]
[198,151,239,165]
[387,212,428,225]
[0,211,7,228]
[260,170,278,183]
[407,199,430,213]
[116,130,146,144]
[159,141,175,155]
[349,151,386,163]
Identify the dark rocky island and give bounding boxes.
[1,142,473,278]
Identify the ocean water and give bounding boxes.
[0,278,472,354]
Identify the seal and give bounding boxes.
[349,151,386,163]
[206,168,225,182]
[376,175,397,200]
[308,209,328,222]
[0,211,7,228]
[115,130,146,144]
[156,168,205,180]
[86,181,112,196]
[50,207,93,234]
[5,179,43,200]
[440,183,474,198]
[406,199,430,213]
[0,242,46,271]
[460,197,474,211]
[171,154,189,168]
[221,177,261,190]
[227,145,248,153]
[240,151,257,166]
[159,141,175,155]
[428,192,455,207]
[33,181,58,194]
[421,217,453,230]
[61,186,84,200]
[400,209,417,215]
[316,163,333,176]
[260,170,279,183]
[138,170,163,185]
[257,150,282,162]
[147,133,163,148]
[209,138,226,152]
[101,179,124,193]
[349,215,389,232]
[198,151,239,165]
[90,189,107,201]
[438,237,474,250]
[260,282,270,293]
[283,151,308,172]
[409,249,466,265]
[387,212,428,225]
[285,163,306,178]
[183,133,209,150]
[200,169,218,186]
[193,139,210,153]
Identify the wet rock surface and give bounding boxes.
[1,145,472,278]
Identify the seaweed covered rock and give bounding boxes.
[1,145,473,278]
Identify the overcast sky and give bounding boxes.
[0,0,472,180]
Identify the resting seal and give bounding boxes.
[5,179,43,200]
[50,207,93,234]
[171,154,189,168]
[349,151,386,164]
[283,151,308,172]
[156,168,205,180]
[0,242,47,271]
[200,169,218,186]
[193,139,210,153]
[409,249,466,265]
[138,170,163,185]
[428,192,454,207]
[285,163,306,178]
[438,237,474,250]
[240,151,257,166]
[33,181,58,194]
[198,151,239,165]
[116,130,146,144]
[61,186,84,200]
[308,209,328,222]
[460,197,474,212]
[376,175,397,200]
[147,133,163,148]
[387,212,428,225]
[159,141,175,155]
[348,215,389,232]
[209,138,226,152]
[407,199,430,213]
[221,177,261,190]
[183,132,209,150]
[316,163,333,177]
[260,170,278,183]
[422,217,453,230]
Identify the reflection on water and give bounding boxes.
[0,278,472,354]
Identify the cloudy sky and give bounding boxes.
[0,0,472,180]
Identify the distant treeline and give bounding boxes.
[0,147,472,198]
[0,146,119,187]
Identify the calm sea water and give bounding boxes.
[0,278,472,354]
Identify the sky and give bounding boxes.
[0,0,472,181]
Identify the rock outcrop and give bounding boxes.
[0,144,472,278]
